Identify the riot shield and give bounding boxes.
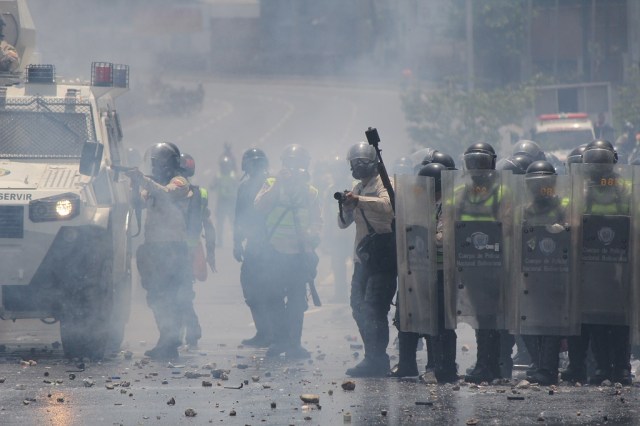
[395,174,438,335]
[572,163,634,326]
[632,167,640,346]
[510,174,580,336]
[442,169,513,330]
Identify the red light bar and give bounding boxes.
[538,113,589,121]
[91,62,113,87]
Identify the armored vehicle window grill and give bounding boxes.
[0,96,96,159]
[0,206,24,238]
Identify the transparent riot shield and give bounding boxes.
[511,174,580,336]
[572,163,634,326]
[442,169,513,330]
[395,174,438,336]
[632,167,640,346]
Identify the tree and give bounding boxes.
[401,80,533,157]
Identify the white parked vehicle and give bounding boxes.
[532,113,596,161]
[0,0,133,359]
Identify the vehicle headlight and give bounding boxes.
[29,193,81,222]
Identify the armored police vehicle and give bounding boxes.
[0,0,133,359]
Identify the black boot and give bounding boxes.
[589,325,612,385]
[499,331,515,380]
[346,354,390,377]
[560,333,588,383]
[465,329,500,383]
[435,330,458,383]
[388,332,419,377]
[611,325,632,385]
[528,336,559,386]
[425,335,435,370]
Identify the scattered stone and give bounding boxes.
[548,390,554,395]
[56,397,64,403]
[328,390,334,396]
[43,371,49,377]
[343,412,352,423]
[601,380,612,387]
[15,384,26,390]
[537,414,545,422]
[516,380,530,389]
[614,382,623,389]
[352,352,360,359]
[184,372,208,379]
[466,418,479,425]
[381,409,387,416]
[461,345,470,352]
[236,364,249,370]
[202,381,212,387]
[577,411,581,416]
[415,401,433,406]
[123,351,133,360]
[452,385,460,391]
[167,397,175,406]
[341,381,356,391]
[229,409,236,416]
[349,344,363,350]
[270,402,276,409]
[161,380,169,385]
[300,394,320,404]
[0,377,5,383]
[105,384,114,390]
[185,408,197,417]
[316,354,326,361]
[507,396,525,401]
[82,379,94,388]
[304,416,312,420]
[251,376,260,382]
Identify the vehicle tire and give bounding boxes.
[60,244,114,360]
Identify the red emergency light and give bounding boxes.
[91,62,113,87]
[538,113,589,121]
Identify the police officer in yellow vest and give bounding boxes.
[452,142,508,384]
[518,160,571,385]
[126,142,192,361]
[578,140,633,385]
[254,144,322,359]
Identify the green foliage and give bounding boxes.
[401,80,534,155]
[614,67,640,130]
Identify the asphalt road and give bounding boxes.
[0,78,639,425]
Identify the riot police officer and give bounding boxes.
[518,160,570,385]
[447,142,510,384]
[423,151,456,170]
[512,140,546,162]
[419,162,458,382]
[255,144,322,359]
[234,148,273,347]
[340,142,396,377]
[210,152,238,248]
[126,142,192,361]
[577,140,633,385]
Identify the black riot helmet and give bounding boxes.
[347,141,378,180]
[429,151,456,170]
[144,142,181,184]
[525,160,557,199]
[281,144,311,172]
[512,139,545,161]
[565,144,587,173]
[418,162,446,193]
[463,142,496,170]
[180,152,196,178]
[219,155,234,175]
[582,139,618,164]
[496,154,533,175]
[393,156,414,175]
[241,147,268,176]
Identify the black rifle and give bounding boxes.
[365,127,395,212]
[110,165,143,237]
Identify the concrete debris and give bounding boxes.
[341,380,356,391]
[185,408,197,417]
[300,394,320,403]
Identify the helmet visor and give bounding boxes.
[464,152,494,170]
[583,148,615,164]
[525,175,557,197]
